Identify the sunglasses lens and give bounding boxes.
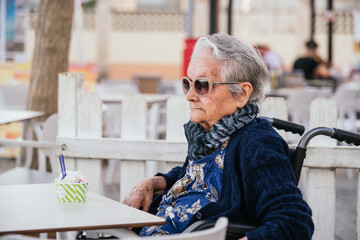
[182,78,190,94]
[195,79,209,95]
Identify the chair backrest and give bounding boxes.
[133,75,161,94]
[289,148,303,186]
[334,87,360,108]
[0,113,58,185]
[281,70,306,88]
[28,113,58,173]
[123,217,228,240]
[94,80,139,96]
[314,86,332,98]
[39,113,58,174]
[333,87,360,132]
[94,80,139,138]
[287,87,318,130]
[41,114,58,142]
[0,84,28,110]
[267,118,305,186]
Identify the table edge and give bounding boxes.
[0,220,166,234]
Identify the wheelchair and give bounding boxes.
[185,117,360,239]
[77,117,360,240]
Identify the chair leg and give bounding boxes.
[39,232,48,239]
[95,228,140,239]
[38,151,47,172]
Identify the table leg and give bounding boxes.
[24,121,34,168]
[15,121,32,167]
[15,122,26,167]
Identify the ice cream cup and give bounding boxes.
[55,182,88,202]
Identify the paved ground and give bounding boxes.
[0,158,358,239]
[334,169,358,240]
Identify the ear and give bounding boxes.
[236,82,253,108]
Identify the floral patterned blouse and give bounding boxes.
[140,141,228,236]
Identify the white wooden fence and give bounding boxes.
[56,73,360,240]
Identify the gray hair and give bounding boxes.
[191,33,269,105]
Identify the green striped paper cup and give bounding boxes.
[56,182,88,202]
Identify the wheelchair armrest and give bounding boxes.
[226,222,258,239]
[184,219,217,233]
[185,219,258,239]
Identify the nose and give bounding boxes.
[186,85,198,102]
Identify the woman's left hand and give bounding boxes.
[123,176,166,212]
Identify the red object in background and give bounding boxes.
[183,38,197,76]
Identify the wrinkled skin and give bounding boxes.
[123,176,166,212]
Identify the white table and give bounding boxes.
[0,183,165,235]
[0,109,44,125]
[0,109,45,166]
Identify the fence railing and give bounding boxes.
[56,73,360,240]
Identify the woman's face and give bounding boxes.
[186,49,241,131]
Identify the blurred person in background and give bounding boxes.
[293,40,339,91]
[293,40,330,80]
[350,42,360,78]
[256,44,283,71]
[256,44,283,89]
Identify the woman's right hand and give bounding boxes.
[123,176,166,212]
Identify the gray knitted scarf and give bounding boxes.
[184,104,259,161]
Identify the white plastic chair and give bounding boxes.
[94,80,139,97]
[281,70,306,88]
[287,87,318,130]
[332,86,360,180]
[0,84,28,110]
[94,81,139,185]
[94,80,139,138]
[0,114,58,185]
[95,217,229,240]
[333,86,360,134]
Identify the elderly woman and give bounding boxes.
[124,33,314,239]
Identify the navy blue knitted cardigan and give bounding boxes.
[149,117,314,239]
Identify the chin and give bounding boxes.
[190,118,201,124]
[190,114,203,124]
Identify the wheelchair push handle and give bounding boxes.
[298,127,360,148]
[292,127,359,185]
[332,128,360,146]
[263,117,305,136]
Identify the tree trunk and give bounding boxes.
[25,0,74,169]
[27,0,74,117]
[96,0,110,81]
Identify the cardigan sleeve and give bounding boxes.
[240,131,314,240]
